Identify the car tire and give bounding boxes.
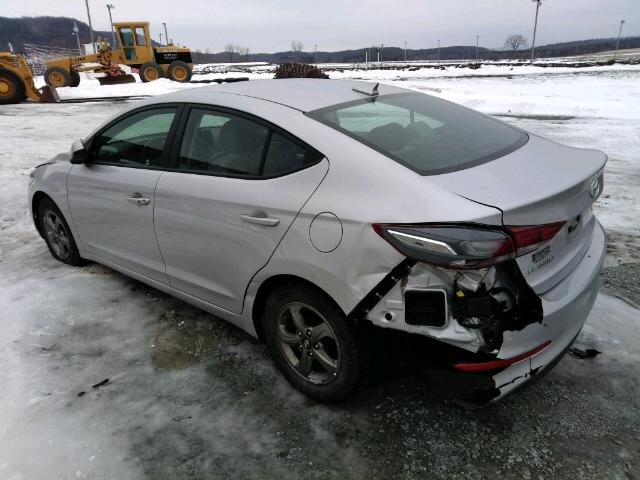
[0,67,26,105]
[167,60,192,82]
[44,66,72,88]
[37,198,85,266]
[139,62,163,83]
[262,284,363,401]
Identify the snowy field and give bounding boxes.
[1,64,639,479]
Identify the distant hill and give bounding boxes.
[2,15,640,63]
[0,16,111,52]
[194,38,640,64]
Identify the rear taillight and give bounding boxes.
[373,223,515,269]
[505,222,565,256]
[373,221,565,269]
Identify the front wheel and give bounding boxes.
[262,284,363,401]
[37,198,85,266]
[0,67,26,104]
[44,66,72,88]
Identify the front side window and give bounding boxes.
[307,92,527,175]
[119,27,134,47]
[92,108,177,168]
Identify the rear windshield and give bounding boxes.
[307,92,528,175]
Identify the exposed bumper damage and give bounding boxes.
[361,221,606,403]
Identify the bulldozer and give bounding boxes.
[0,51,58,104]
[44,21,193,88]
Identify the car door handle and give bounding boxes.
[240,213,280,226]
[127,195,151,206]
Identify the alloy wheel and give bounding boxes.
[277,302,341,385]
[42,210,71,259]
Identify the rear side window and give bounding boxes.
[179,109,268,176]
[92,108,177,168]
[263,132,322,176]
[307,92,527,175]
[177,108,323,177]
[135,27,147,46]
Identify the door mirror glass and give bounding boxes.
[70,139,88,164]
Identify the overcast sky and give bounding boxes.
[1,0,638,52]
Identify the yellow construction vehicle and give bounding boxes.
[0,51,58,104]
[44,21,193,87]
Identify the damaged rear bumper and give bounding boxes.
[362,220,606,403]
[487,221,605,400]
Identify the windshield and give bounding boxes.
[307,92,528,175]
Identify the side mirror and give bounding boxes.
[70,139,89,164]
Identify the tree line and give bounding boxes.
[3,16,639,63]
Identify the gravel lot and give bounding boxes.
[1,70,639,479]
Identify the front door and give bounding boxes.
[154,107,328,313]
[67,106,179,282]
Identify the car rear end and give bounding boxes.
[307,87,607,402]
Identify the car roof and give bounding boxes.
[152,79,409,113]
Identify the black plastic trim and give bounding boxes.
[347,258,416,321]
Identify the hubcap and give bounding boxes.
[0,78,12,95]
[42,211,71,259]
[145,69,159,81]
[49,72,66,87]
[172,66,187,81]
[277,302,340,385]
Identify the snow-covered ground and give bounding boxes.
[1,65,638,479]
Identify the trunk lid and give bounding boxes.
[429,134,607,293]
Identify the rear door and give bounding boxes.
[67,106,180,282]
[154,106,328,313]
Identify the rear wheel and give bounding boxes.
[44,66,72,87]
[262,284,363,401]
[0,67,26,104]
[139,62,163,83]
[167,60,192,82]
[37,198,85,266]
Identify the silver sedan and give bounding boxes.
[29,79,606,402]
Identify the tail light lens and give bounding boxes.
[373,221,565,270]
[505,222,566,256]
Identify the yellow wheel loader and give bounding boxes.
[0,52,58,104]
[44,21,193,88]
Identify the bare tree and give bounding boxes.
[504,34,528,54]
[290,41,304,53]
[237,46,250,62]
[224,43,236,62]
